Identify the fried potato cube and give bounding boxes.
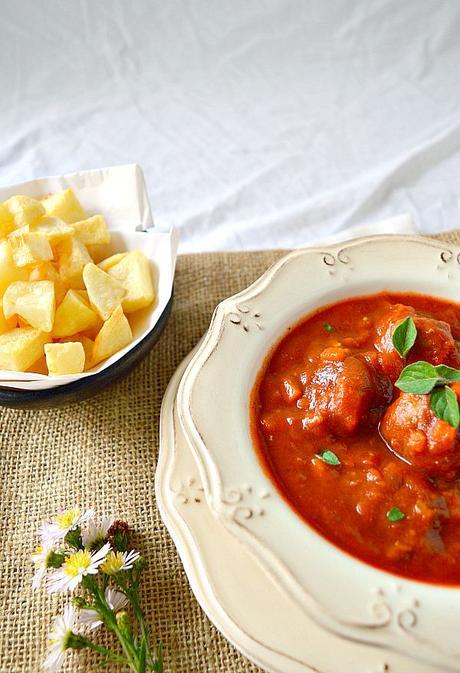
[0,240,29,296]
[98,252,127,272]
[29,261,68,305]
[0,203,14,237]
[93,305,133,365]
[9,231,53,267]
[83,263,126,321]
[45,342,85,375]
[41,189,86,223]
[72,214,111,245]
[58,334,94,370]
[0,302,16,334]
[107,250,155,313]
[53,289,99,337]
[0,328,47,371]
[56,237,92,289]
[92,305,132,364]
[5,195,45,227]
[3,280,55,332]
[32,216,74,243]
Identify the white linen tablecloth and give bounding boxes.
[1,0,459,251]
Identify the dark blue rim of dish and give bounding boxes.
[0,292,173,409]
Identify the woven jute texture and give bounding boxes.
[1,233,459,673]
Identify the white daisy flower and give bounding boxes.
[81,515,114,550]
[48,542,110,593]
[100,549,140,575]
[43,604,77,672]
[78,587,128,630]
[31,540,54,590]
[39,507,94,545]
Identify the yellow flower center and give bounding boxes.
[63,550,92,577]
[32,544,44,562]
[32,545,48,566]
[100,551,124,575]
[47,630,70,650]
[56,508,80,530]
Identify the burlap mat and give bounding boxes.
[1,232,459,673]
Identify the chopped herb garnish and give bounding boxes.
[315,450,341,465]
[395,361,460,395]
[392,316,417,358]
[387,507,405,522]
[395,361,440,394]
[430,386,460,429]
[323,322,335,332]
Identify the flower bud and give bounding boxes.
[115,610,131,638]
[107,520,130,552]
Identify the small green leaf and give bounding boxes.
[323,322,335,332]
[395,361,440,394]
[138,638,147,672]
[435,365,460,383]
[315,449,341,465]
[64,527,83,550]
[430,386,460,428]
[387,507,405,522]
[392,316,417,358]
[46,551,66,569]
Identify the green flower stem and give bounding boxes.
[84,576,139,672]
[115,575,161,672]
[82,639,128,664]
[126,588,150,672]
[95,585,139,670]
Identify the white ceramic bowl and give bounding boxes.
[177,235,460,672]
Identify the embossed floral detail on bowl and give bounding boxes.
[177,235,460,672]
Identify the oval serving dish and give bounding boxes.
[177,235,460,672]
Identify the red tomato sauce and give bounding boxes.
[251,293,460,584]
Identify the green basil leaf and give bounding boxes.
[392,316,417,358]
[323,322,335,332]
[387,507,405,522]
[430,386,460,428]
[435,365,460,383]
[315,450,341,465]
[395,361,440,394]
